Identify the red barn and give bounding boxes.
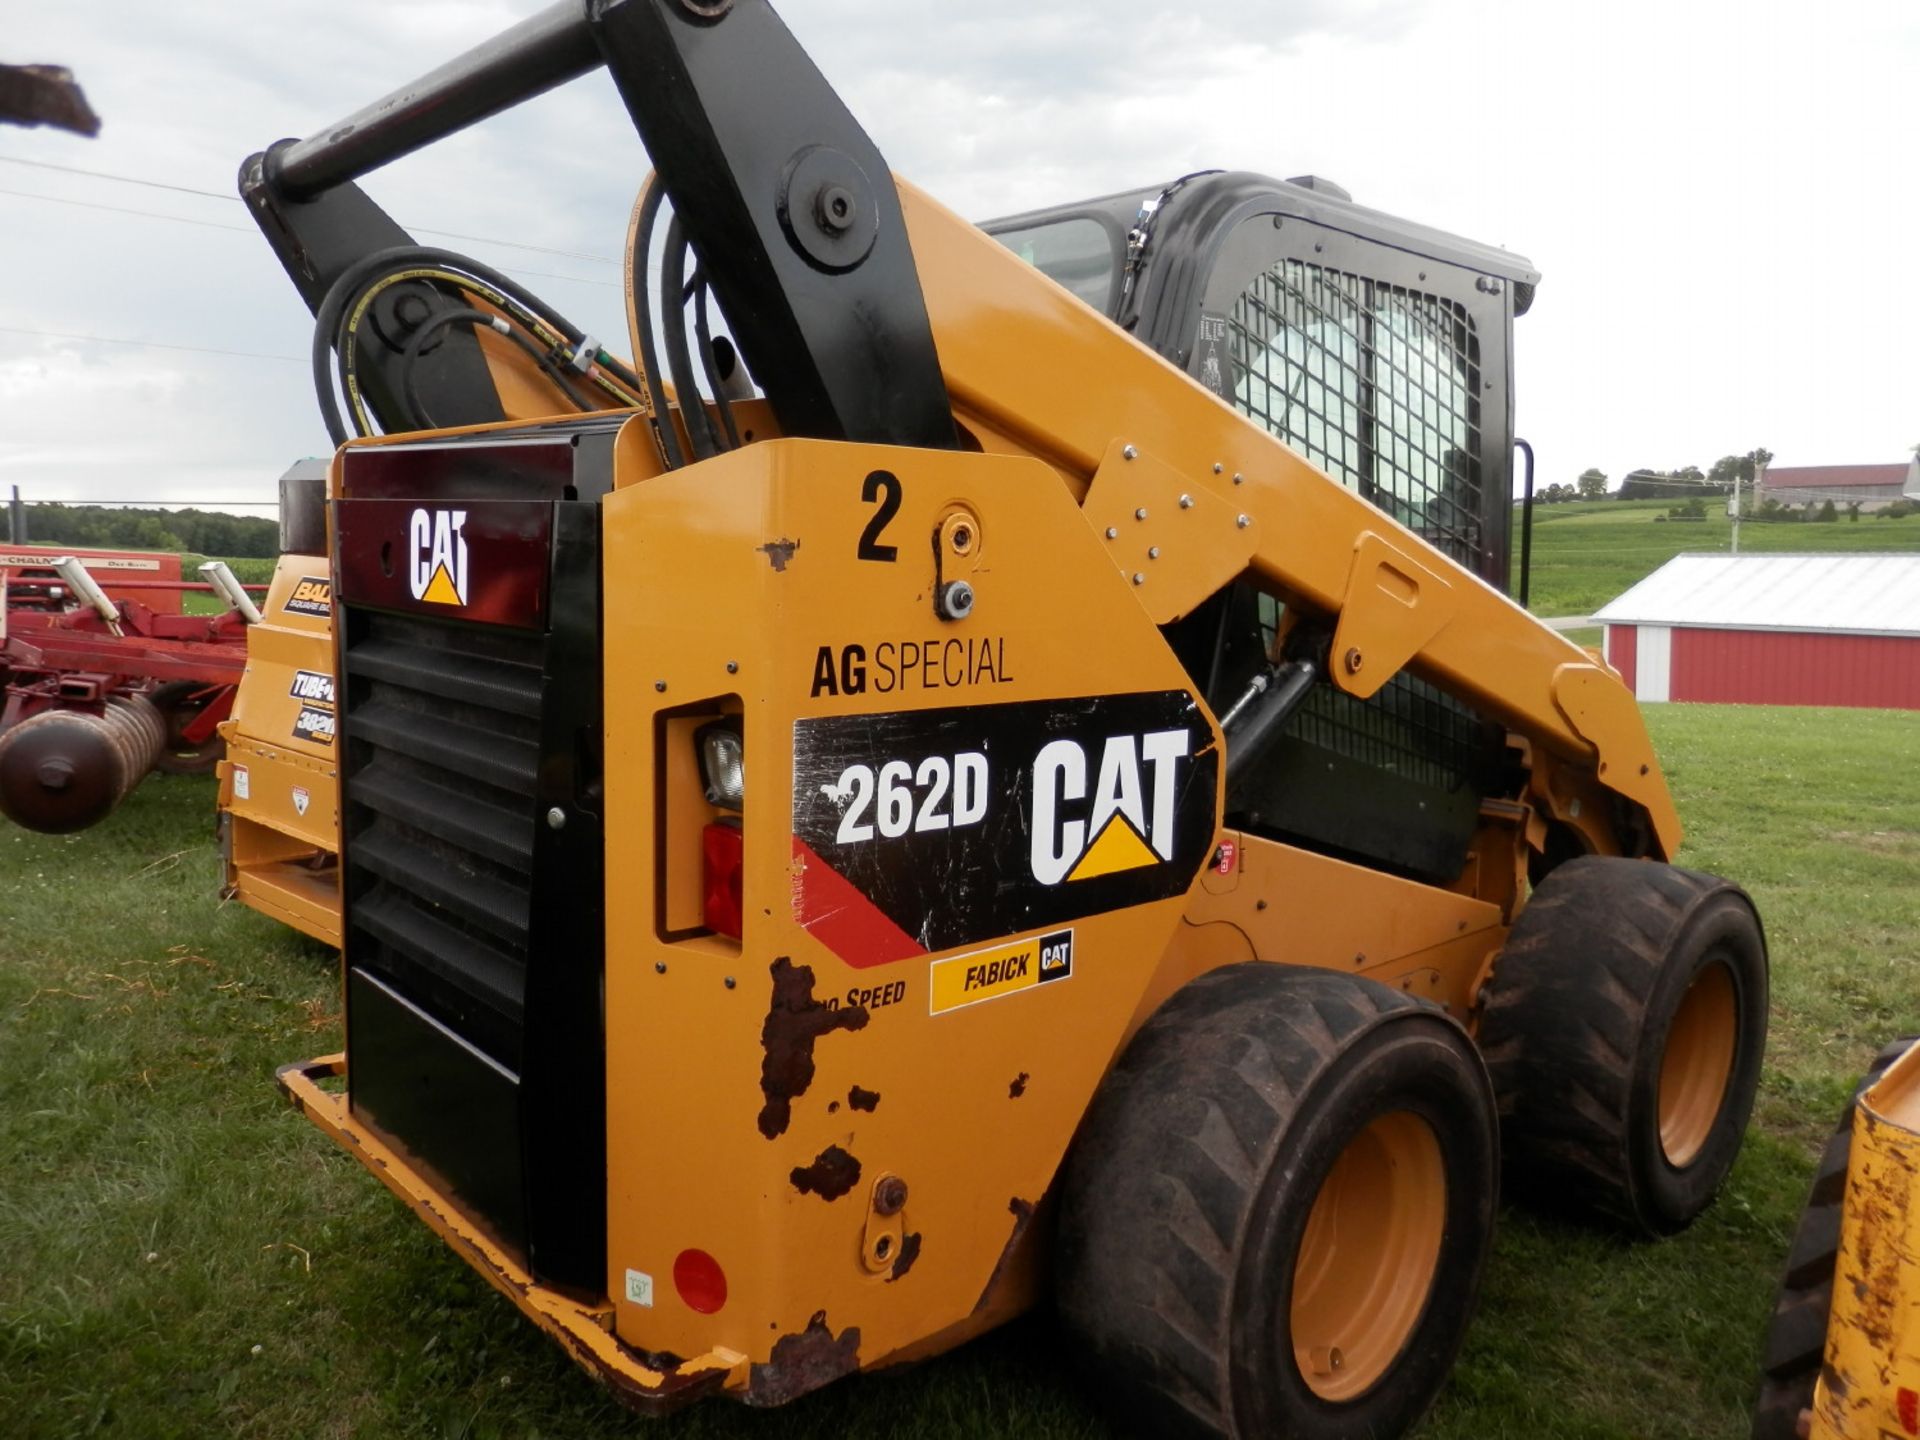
[1595,553,1920,709]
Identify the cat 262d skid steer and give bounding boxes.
[232,3,1770,1434]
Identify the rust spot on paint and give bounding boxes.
[748,1311,860,1407]
[757,538,800,572]
[848,1085,880,1113]
[972,1197,1035,1313]
[758,956,868,1140]
[1009,1072,1028,1098]
[886,1231,922,1282]
[790,1144,861,1201]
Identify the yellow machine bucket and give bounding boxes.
[1812,1043,1920,1440]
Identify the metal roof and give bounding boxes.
[1760,463,1911,492]
[1594,553,1920,637]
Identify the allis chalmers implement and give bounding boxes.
[235,2,1771,1433]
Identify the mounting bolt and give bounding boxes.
[939,579,976,620]
[815,184,857,234]
[1122,444,1138,460]
[654,680,667,692]
[1179,494,1194,509]
[1105,526,1118,539]
[545,807,567,830]
[1134,507,1149,521]
[724,975,737,990]
[874,1176,909,1216]
[1212,462,1224,474]
[1236,514,1251,528]
[1344,647,1364,674]
[1233,473,1245,485]
[1148,546,1161,559]
[726,660,739,674]
[1132,572,1146,586]
[1309,1346,1345,1377]
[654,961,667,974]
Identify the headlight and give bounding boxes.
[698,721,744,810]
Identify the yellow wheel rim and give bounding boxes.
[1290,1111,1446,1402]
[1658,960,1737,1167]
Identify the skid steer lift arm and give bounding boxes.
[242,0,955,452]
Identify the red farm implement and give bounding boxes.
[0,545,262,832]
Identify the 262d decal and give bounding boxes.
[791,692,1217,967]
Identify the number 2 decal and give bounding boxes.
[857,469,901,562]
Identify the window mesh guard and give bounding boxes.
[1233,256,1491,796]
[1231,259,1484,568]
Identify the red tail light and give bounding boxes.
[702,820,744,938]
[673,1248,728,1314]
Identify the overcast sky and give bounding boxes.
[2,0,1914,516]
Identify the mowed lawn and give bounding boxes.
[1513,499,1920,618]
[2,704,1917,1439]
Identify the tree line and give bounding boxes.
[13,504,279,559]
[1533,449,1776,504]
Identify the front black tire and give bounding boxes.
[147,679,226,777]
[1751,1038,1915,1440]
[1056,964,1497,1439]
[1481,856,1768,1235]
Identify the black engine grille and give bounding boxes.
[343,611,545,1070]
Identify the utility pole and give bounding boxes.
[7,484,22,544]
[1729,462,1751,554]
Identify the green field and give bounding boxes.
[1512,499,1920,618]
[2,703,1916,1439]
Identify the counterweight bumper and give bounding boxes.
[274,1055,744,1413]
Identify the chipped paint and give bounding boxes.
[972,1197,1034,1313]
[747,1311,860,1407]
[757,956,868,1140]
[790,1144,861,1201]
[886,1231,922,1282]
[848,1085,880,1112]
[757,538,800,572]
[1008,1072,1028,1099]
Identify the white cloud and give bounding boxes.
[1,0,1913,516]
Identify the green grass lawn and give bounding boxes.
[2,703,1916,1439]
[1512,500,1920,618]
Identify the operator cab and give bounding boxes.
[986,175,1541,886]
[985,170,1536,593]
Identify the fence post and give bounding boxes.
[7,484,23,544]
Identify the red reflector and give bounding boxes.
[702,822,744,938]
[674,1248,728,1314]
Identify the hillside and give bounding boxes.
[1511,498,1920,617]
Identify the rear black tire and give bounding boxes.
[1056,964,1498,1440]
[1481,856,1768,1235]
[1751,1038,1915,1440]
[147,680,226,777]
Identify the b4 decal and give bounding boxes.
[283,577,332,619]
[293,707,335,746]
[792,691,1217,967]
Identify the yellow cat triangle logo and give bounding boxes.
[1067,812,1160,881]
[421,562,463,605]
